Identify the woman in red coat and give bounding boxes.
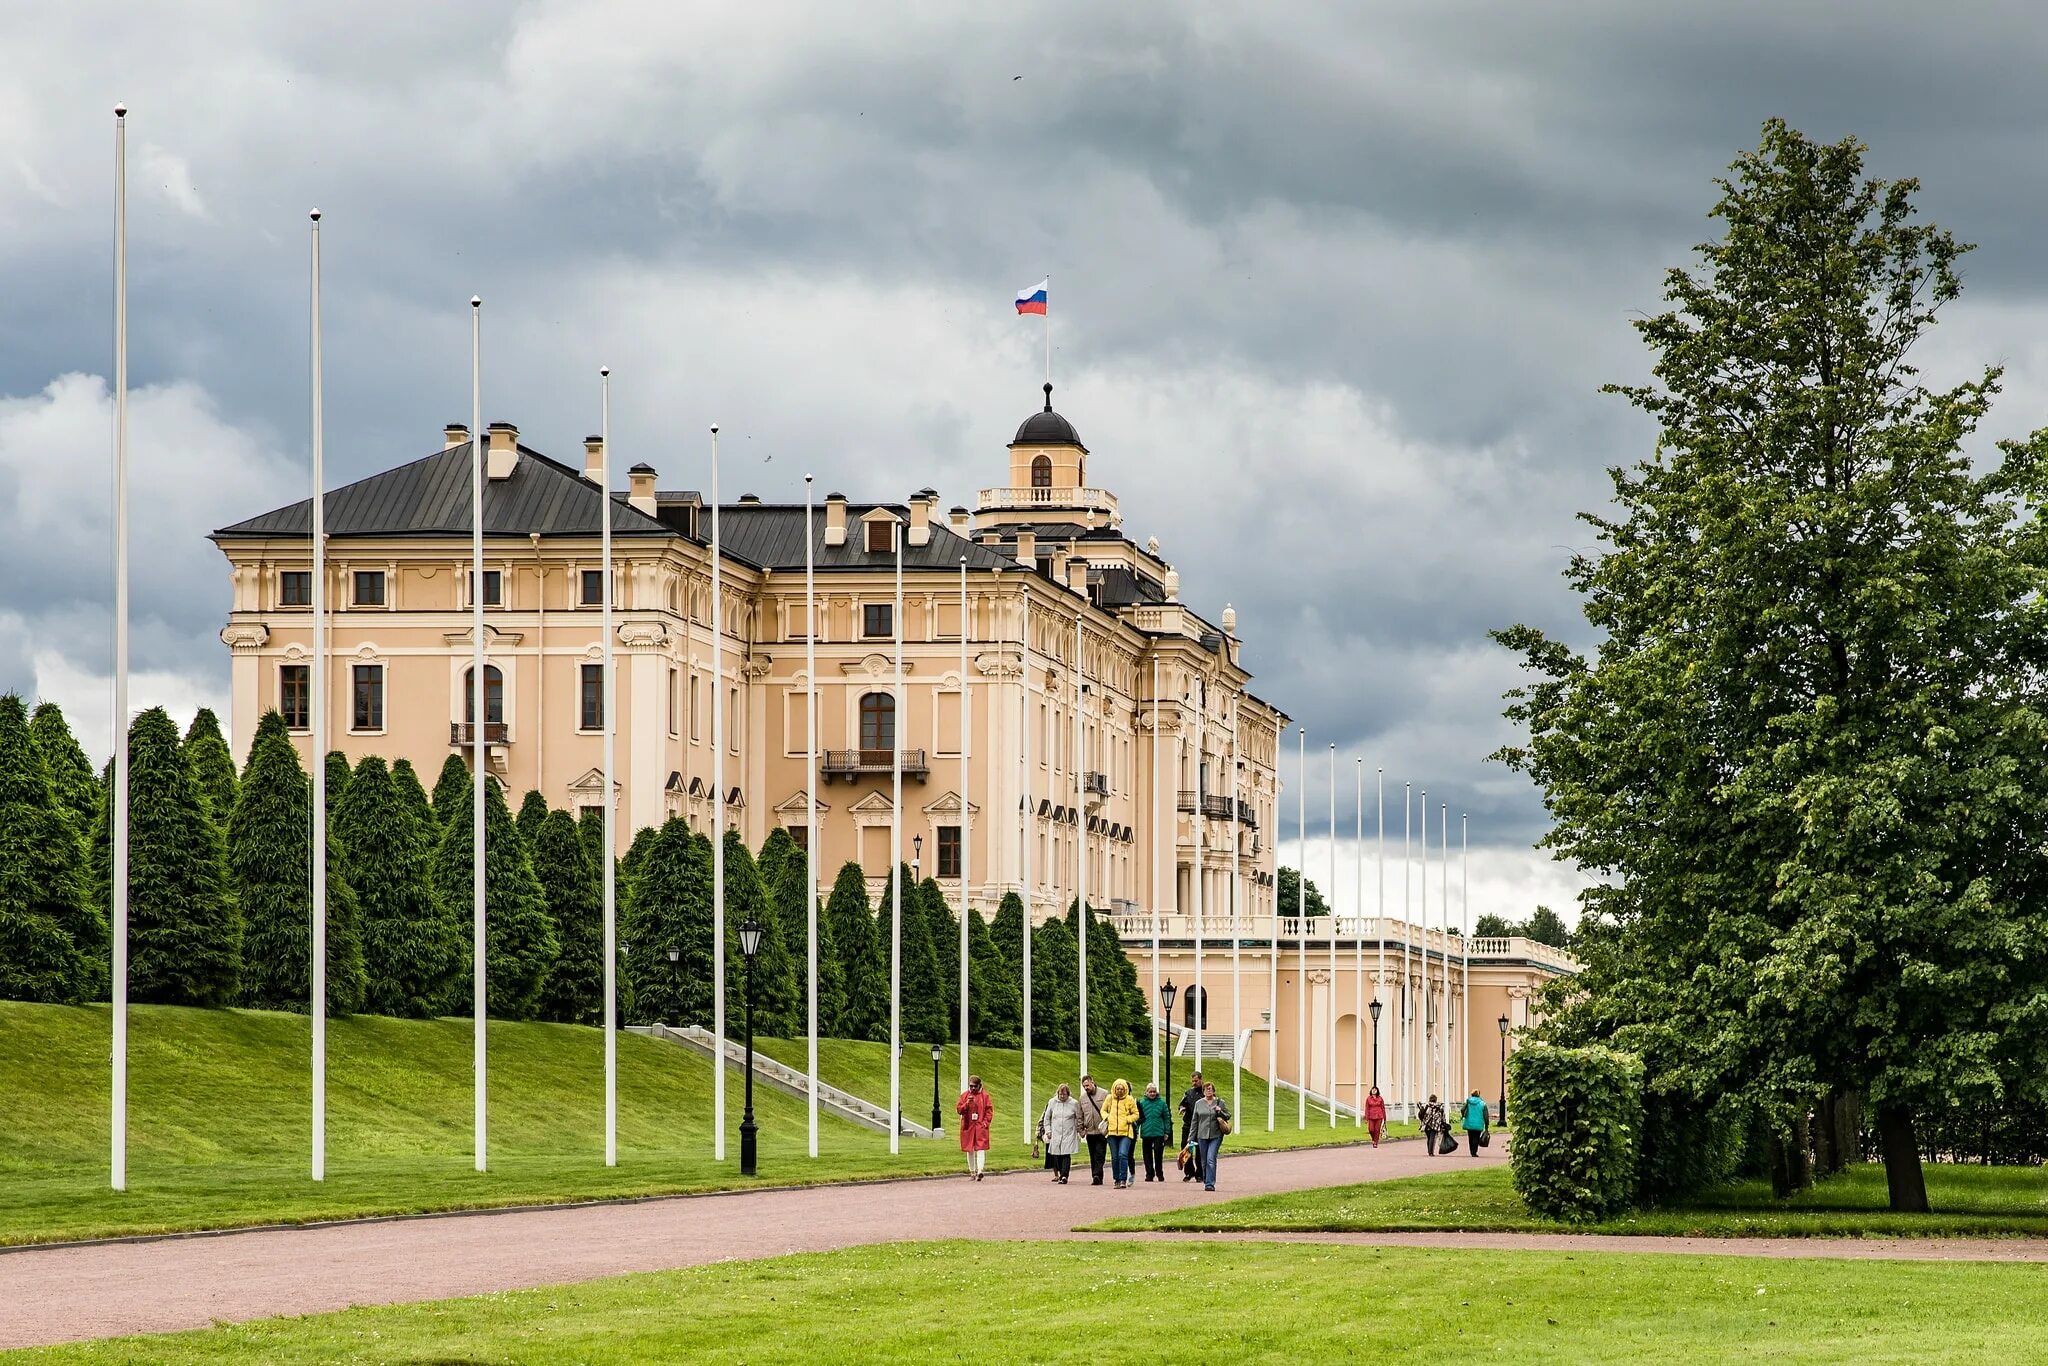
[1365,1086,1388,1147]
[956,1074,994,1180]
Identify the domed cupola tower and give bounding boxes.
[979,383,1118,532]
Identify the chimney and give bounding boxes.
[628,462,657,515]
[1067,558,1090,596]
[907,488,937,547]
[486,422,518,480]
[824,492,848,546]
[583,434,604,482]
[1015,528,1036,570]
[949,506,971,536]
[444,422,470,450]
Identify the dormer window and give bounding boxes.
[865,519,894,553]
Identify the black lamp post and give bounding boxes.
[665,945,680,1027]
[930,1041,944,1133]
[912,833,923,884]
[1497,1014,1510,1127]
[1368,998,1382,1092]
[738,918,763,1176]
[1158,978,1177,1116]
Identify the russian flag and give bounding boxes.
[1015,279,1048,315]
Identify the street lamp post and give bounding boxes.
[738,919,763,1176]
[912,834,923,886]
[1368,999,1382,1092]
[1159,978,1177,1121]
[666,946,680,1027]
[930,1041,944,1133]
[1497,1013,1510,1127]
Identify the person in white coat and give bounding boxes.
[1038,1084,1082,1185]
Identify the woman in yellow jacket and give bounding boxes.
[1102,1079,1142,1188]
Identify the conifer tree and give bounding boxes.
[336,756,459,1017]
[430,752,470,828]
[391,758,436,839]
[432,777,558,1019]
[824,860,882,1039]
[325,751,352,810]
[620,823,660,898]
[990,891,1028,1044]
[516,789,550,847]
[93,707,241,1006]
[762,831,841,1035]
[180,708,238,826]
[967,906,1020,1048]
[29,702,100,845]
[534,810,603,1024]
[723,828,798,1038]
[0,695,96,1002]
[886,863,945,1044]
[230,712,367,1014]
[1029,915,1078,1048]
[620,819,711,1027]
[920,876,960,1034]
[578,806,610,874]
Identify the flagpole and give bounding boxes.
[1265,725,1278,1134]
[1326,742,1337,1127]
[110,104,129,1195]
[805,475,818,1158]
[600,367,617,1168]
[959,555,971,1094]
[1019,579,1032,1142]
[1295,726,1305,1129]
[1418,786,1428,1109]
[1190,682,1203,1079]
[469,295,486,1175]
[1353,756,1363,1127]
[309,209,328,1183]
[1074,608,1086,1077]
[1403,782,1412,1120]
[1229,696,1241,1124]
[1375,766,1385,1118]
[1442,802,1451,1097]
[711,424,726,1161]
[1149,657,1160,1090]
[1461,812,1470,1100]
[889,520,903,1154]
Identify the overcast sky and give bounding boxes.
[6,2,2048,925]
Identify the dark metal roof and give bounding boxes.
[713,504,1021,573]
[213,444,672,540]
[1010,383,1084,449]
[1093,566,1167,608]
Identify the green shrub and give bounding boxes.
[1507,1043,1643,1222]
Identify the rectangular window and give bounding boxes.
[788,824,809,852]
[863,603,892,638]
[865,519,893,553]
[351,664,384,731]
[580,568,606,607]
[667,667,679,736]
[728,686,740,753]
[690,674,702,741]
[279,571,311,607]
[280,664,310,729]
[937,825,961,879]
[352,570,385,606]
[580,663,603,730]
[471,569,502,606]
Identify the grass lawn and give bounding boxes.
[751,1033,1414,1151]
[1087,1161,2048,1239]
[7,1239,2041,1364]
[0,1003,1042,1248]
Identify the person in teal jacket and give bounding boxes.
[1136,1082,1175,1182]
[1461,1090,1490,1156]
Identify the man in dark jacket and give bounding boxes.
[1178,1070,1205,1181]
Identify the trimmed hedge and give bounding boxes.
[1507,1043,1643,1223]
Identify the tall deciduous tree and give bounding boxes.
[93,707,241,1006]
[534,810,603,1025]
[1277,866,1330,918]
[231,712,367,1014]
[181,708,238,827]
[824,861,883,1040]
[0,695,97,1002]
[29,702,100,847]
[433,776,558,1019]
[1496,121,2048,1214]
[337,756,460,1017]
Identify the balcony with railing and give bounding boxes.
[1176,789,1199,813]
[1084,771,1109,799]
[1235,798,1257,828]
[978,485,1120,519]
[820,748,929,782]
[1104,913,1578,974]
[450,722,509,746]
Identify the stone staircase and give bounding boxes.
[635,1024,940,1139]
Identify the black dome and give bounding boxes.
[1011,382,1083,447]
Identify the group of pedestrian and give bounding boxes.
[1027,1070,1234,1191]
[1418,1089,1492,1156]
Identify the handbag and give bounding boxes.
[1177,1144,1195,1172]
[1479,1129,1491,1149]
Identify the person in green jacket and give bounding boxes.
[1136,1082,1175,1182]
[1462,1090,1491,1156]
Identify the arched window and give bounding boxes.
[463,665,504,725]
[1030,454,1052,488]
[1183,984,1208,1031]
[859,691,895,753]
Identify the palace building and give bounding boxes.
[212,384,1572,1111]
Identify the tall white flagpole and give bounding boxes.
[1376,767,1385,1115]
[469,295,486,1174]
[1295,726,1306,1129]
[110,104,129,1194]
[1418,786,1428,1110]
[1442,802,1451,1097]
[1229,697,1241,1122]
[959,555,971,1093]
[889,522,903,1153]
[1265,723,1278,1133]
[711,425,726,1160]
[1149,657,1160,1090]
[1019,581,1032,1141]
[309,209,328,1183]
[600,367,618,1168]
[1461,812,1471,1099]
[1403,782,1413,1119]
[1353,756,1363,1126]
[1326,742,1337,1127]
[805,476,818,1158]
[1074,609,1087,1076]
[1190,684,1203,1076]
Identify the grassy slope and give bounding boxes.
[1089,1162,2048,1239]
[10,1240,2042,1364]
[0,1003,1006,1246]
[751,1034,1414,1150]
